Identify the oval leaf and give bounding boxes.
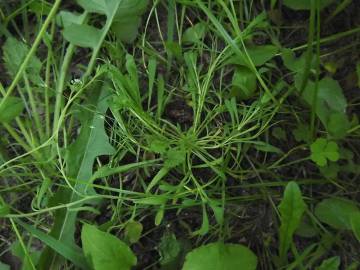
[278,181,307,261]
[182,242,257,270]
[315,198,359,230]
[81,224,137,270]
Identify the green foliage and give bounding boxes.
[0,97,24,123]
[316,256,340,270]
[283,0,336,10]
[0,196,9,216]
[16,220,88,269]
[310,138,339,167]
[159,232,182,266]
[81,224,137,270]
[315,198,359,230]
[182,242,257,270]
[350,212,360,242]
[182,22,207,44]
[40,84,115,266]
[278,182,307,263]
[2,37,41,82]
[124,221,143,244]
[231,66,257,100]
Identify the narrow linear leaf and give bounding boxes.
[16,220,89,269]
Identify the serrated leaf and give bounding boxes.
[351,212,360,242]
[278,181,307,262]
[39,84,115,267]
[82,224,137,270]
[0,97,24,123]
[2,37,42,83]
[182,242,257,270]
[316,256,340,270]
[315,198,359,230]
[310,138,339,167]
[164,147,186,169]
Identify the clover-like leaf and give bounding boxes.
[310,138,339,167]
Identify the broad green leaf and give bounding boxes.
[63,24,102,48]
[111,0,149,43]
[182,22,207,44]
[2,37,42,83]
[57,11,86,27]
[315,198,359,230]
[245,45,279,66]
[82,224,137,270]
[124,221,143,244]
[0,97,24,123]
[278,182,307,262]
[182,242,257,270]
[16,220,88,269]
[327,112,350,139]
[39,84,115,267]
[159,233,181,266]
[230,66,257,100]
[351,212,360,242]
[316,256,340,270]
[229,45,279,67]
[310,138,339,167]
[300,77,348,132]
[283,0,336,10]
[76,0,108,14]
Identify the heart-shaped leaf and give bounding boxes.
[310,138,339,167]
